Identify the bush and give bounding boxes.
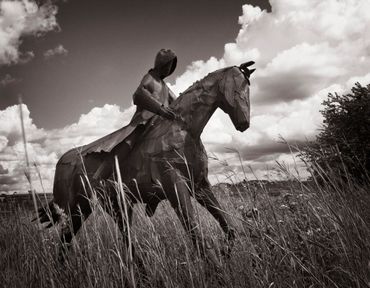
[300,82,370,183]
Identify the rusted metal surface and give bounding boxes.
[38,62,255,263]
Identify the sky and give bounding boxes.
[1,0,370,193]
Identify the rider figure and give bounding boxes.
[92,48,178,182]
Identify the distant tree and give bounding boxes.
[300,83,370,183]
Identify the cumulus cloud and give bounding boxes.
[168,0,370,182]
[0,103,135,193]
[0,0,58,65]
[168,57,226,95]
[0,163,8,175]
[45,104,135,156]
[2,0,370,191]
[207,149,309,185]
[232,0,370,106]
[43,44,68,59]
[0,104,47,145]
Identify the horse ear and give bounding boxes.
[239,61,256,80]
[240,61,255,68]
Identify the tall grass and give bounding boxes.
[1,155,369,288]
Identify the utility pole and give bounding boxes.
[18,96,38,213]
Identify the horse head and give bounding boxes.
[218,61,255,132]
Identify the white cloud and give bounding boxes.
[0,136,8,152]
[168,0,370,183]
[43,44,68,59]
[0,103,135,193]
[346,72,370,89]
[0,104,47,145]
[0,163,8,174]
[0,0,58,65]
[168,57,226,95]
[45,104,136,156]
[2,0,370,191]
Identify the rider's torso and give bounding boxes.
[130,73,170,126]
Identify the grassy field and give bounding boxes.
[1,169,370,288]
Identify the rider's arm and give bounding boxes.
[133,75,162,114]
[133,75,176,120]
[168,88,177,104]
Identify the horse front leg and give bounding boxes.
[195,178,236,256]
[58,196,92,262]
[163,170,221,266]
[168,178,199,249]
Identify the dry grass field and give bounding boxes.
[1,167,370,288]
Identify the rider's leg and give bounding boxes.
[92,141,132,181]
[92,125,145,184]
[93,155,114,180]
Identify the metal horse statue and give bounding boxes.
[37,62,255,261]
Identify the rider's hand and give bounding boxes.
[159,105,177,120]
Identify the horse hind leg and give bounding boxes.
[58,208,90,262]
[99,182,134,248]
[58,207,92,262]
[102,188,147,286]
[58,174,93,262]
[168,179,200,248]
[145,196,161,217]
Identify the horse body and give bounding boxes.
[123,76,218,196]
[40,63,253,262]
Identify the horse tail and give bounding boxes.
[33,148,82,228]
[33,200,64,228]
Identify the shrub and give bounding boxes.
[300,83,370,183]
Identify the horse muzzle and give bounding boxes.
[235,120,249,132]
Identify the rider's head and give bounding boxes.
[153,49,177,79]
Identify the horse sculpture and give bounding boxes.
[37,62,254,263]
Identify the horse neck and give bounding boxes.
[174,76,219,139]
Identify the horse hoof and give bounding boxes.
[145,206,155,217]
[57,250,67,264]
[220,245,232,259]
[57,243,72,264]
[219,229,236,258]
[227,228,236,242]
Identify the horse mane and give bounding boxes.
[171,67,229,109]
[136,66,237,147]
